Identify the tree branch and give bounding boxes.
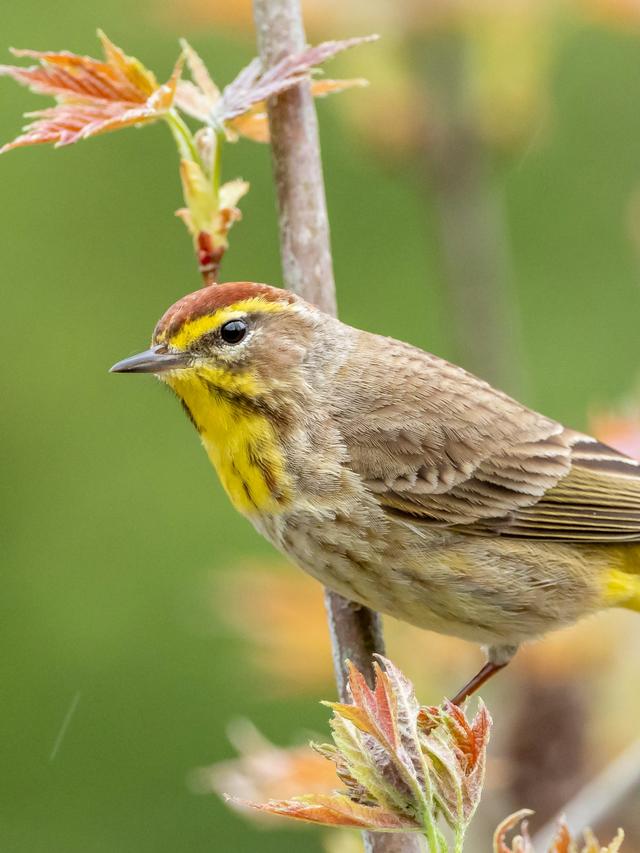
[413,35,527,398]
[252,1,336,316]
[252,2,423,850]
[531,737,640,851]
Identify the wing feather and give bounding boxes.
[333,330,640,543]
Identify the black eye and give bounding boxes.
[220,319,248,345]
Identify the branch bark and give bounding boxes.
[252,2,336,316]
[252,2,422,850]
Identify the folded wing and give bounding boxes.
[477,435,640,542]
[335,333,640,542]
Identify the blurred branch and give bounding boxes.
[414,34,527,397]
[531,737,640,851]
[507,674,588,830]
[252,2,421,851]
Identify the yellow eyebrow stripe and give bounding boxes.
[164,299,293,350]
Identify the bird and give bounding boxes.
[111,281,640,703]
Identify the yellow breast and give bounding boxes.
[165,367,291,515]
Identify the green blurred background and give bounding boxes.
[4,1,640,851]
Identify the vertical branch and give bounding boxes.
[531,737,640,851]
[507,675,588,831]
[252,2,423,851]
[252,1,336,316]
[413,35,527,398]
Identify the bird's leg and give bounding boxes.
[449,643,518,705]
[449,661,508,705]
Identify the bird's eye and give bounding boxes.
[220,319,248,344]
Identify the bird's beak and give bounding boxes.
[109,346,189,374]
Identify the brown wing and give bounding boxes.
[475,436,640,542]
[333,330,640,543]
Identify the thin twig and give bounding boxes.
[252,3,423,850]
[531,737,640,850]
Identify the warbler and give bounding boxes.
[111,281,640,701]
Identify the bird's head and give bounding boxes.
[110,282,345,515]
[110,281,325,410]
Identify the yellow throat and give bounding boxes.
[165,365,291,516]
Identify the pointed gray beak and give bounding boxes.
[109,346,189,374]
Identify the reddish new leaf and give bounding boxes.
[418,698,491,828]
[194,719,339,811]
[331,659,399,749]
[551,822,573,853]
[0,31,182,151]
[214,35,377,123]
[494,810,535,853]
[231,792,420,831]
[232,656,493,848]
[223,78,367,142]
[420,700,490,776]
[326,656,430,815]
[494,812,625,853]
[175,36,375,142]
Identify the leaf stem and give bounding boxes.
[166,109,201,164]
[421,812,446,853]
[211,129,224,196]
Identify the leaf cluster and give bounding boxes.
[234,656,491,853]
[495,811,624,853]
[0,30,376,282]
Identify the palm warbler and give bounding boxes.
[111,282,640,701]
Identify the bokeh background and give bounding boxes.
[4,0,640,850]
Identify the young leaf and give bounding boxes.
[216,78,367,143]
[0,30,376,285]
[193,718,339,811]
[418,699,491,827]
[579,827,625,853]
[175,36,375,142]
[215,36,377,123]
[231,655,491,849]
[494,811,625,853]
[236,792,421,831]
[173,39,220,123]
[494,810,535,853]
[181,38,220,103]
[176,161,247,242]
[0,31,182,152]
[176,155,248,285]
